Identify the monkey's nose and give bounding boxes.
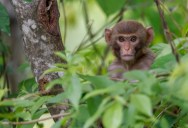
[124,42,130,50]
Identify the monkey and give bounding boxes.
[105,20,155,81]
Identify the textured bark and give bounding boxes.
[11,0,67,120]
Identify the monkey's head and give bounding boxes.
[105,20,154,62]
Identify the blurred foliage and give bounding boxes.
[1,0,188,128]
[0,3,10,34]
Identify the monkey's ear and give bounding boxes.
[146,27,154,44]
[105,29,112,44]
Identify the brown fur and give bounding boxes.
[105,20,155,80]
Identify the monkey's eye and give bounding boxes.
[118,36,125,42]
[130,36,137,42]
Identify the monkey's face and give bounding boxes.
[115,34,139,61]
[105,20,154,62]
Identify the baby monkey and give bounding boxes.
[105,20,155,81]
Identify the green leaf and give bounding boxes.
[19,78,37,93]
[96,0,125,16]
[45,78,64,90]
[48,92,68,104]
[52,118,63,128]
[0,89,6,100]
[15,111,31,120]
[67,74,82,110]
[160,117,169,128]
[0,99,34,107]
[71,105,90,127]
[55,52,67,61]
[182,23,188,37]
[151,43,169,56]
[83,83,124,100]
[30,96,50,115]
[102,101,123,128]
[87,96,102,116]
[131,94,153,117]
[42,67,65,77]
[80,75,115,89]
[124,70,148,81]
[84,97,110,128]
[151,54,176,69]
[125,104,136,127]
[0,3,10,34]
[155,44,171,59]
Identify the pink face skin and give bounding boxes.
[104,21,154,62]
[115,34,139,61]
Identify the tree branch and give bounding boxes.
[154,0,180,63]
[10,0,67,121]
[1,113,70,125]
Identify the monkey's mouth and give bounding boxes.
[121,55,134,61]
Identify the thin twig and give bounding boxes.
[154,0,180,63]
[1,113,70,125]
[97,46,110,75]
[83,0,93,39]
[160,3,182,34]
[150,105,172,128]
[76,1,127,52]
[81,0,102,58]
[155,72,170,78]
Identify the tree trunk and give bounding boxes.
[11,0,67,120]
[0,0,25,93]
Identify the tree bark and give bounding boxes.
[11,0,67,120]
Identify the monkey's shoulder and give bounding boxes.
[133,50,155,70]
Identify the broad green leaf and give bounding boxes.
[87,96,102,116]
[83,83,124,100]
[33,108,47,119]
[126,104,136,127]
[55,52,67,61]
[0,40,9,54]
[84,97,110,128]
[124,70,159,95]
[0,99,34,107]
[0,113,15,119]
[15,111,31,120]
[151,54,176,69]
[160,117,169,128]
[151,43,168,55]
[96,0,125,16]
[124,70,148,81]
[67,74,82,110]
[52,118,63,128]
[102,101,123,128]
[0,89,6,100]
[128,0,150,5]
[42,67,65,77]
[155,44,171,59]
[169,60,188,101]
[0,3,10,34]
[30,96,50,115]
[71,105,90,127]
[19,78,37,93]
[48,92,68,104]
[46,78,63,90]
[80,75,115,89]
[131,94,152,117]
[182,23,188,37]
